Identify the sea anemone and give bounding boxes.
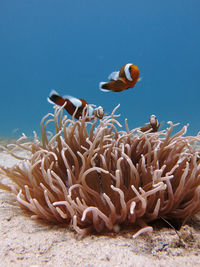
[0,105,200,237]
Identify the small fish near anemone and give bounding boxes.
[140,115,161,133]
[99,63,140,92]
[48,90,104,120]
[1,105,200,238]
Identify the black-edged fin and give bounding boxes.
[47,89,60,104]
[99,82,110,92]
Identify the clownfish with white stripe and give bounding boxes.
[99,63,140,92]
[47,90,104,120]
[140,115,160,133]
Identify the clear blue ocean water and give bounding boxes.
[0,0,200,138]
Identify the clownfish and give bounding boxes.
[47,90,104,120]
[140,115,160,133]
[99,63,140,92]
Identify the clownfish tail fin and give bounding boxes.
[99,82,110,92]
[47,90,64,105]
[47,90,59,104]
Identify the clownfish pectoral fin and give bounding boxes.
[108,71,119,81]
[99,82,111,92]
[118,77,127,84]
[137,77,142,82]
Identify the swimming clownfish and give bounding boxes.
[140,115,160,133]
[47,90,104,120]
[99,63,140,92]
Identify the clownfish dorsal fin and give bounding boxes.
[63,95,82,107]
[118,77,127,84]
[108,71,119,81]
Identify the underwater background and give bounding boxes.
[0,0,200,138]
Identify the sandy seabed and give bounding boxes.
[0,151,200,267]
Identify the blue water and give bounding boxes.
[0,0,200,138]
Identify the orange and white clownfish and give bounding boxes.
[47,90,104,120]
[140,115,160,133]
[99,63,140,92]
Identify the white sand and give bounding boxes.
[0,151,200,266]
